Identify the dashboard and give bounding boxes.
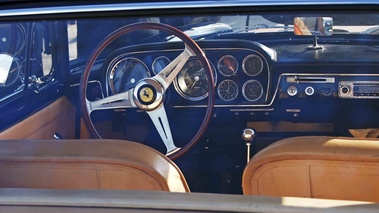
[70,38,379,129]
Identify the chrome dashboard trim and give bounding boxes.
[286,76,335,84]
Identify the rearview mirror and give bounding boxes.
[294,17,333,36]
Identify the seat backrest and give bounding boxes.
[0,139,189,192]
[242,136,379,202]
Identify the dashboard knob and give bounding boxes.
[341,86,349,94]
[305,86,315,96]
[287,85,298,96]
[322,86,333,96]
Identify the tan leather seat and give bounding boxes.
[242,136,379,202]
[0,139,189,192]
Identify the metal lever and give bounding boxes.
[53,133,62,140]
[241,128,256,163]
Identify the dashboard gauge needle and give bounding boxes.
[191,76,199,90]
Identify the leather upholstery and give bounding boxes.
[243,136,379,202]
[0,97,76,139]
[0,139,189,192]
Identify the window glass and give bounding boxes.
[0,23,27,100]
[30,22,53,78]
[0,21,54,101]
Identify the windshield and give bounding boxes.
[234,14,379,34]
[70,13,379,60]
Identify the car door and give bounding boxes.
[0,21,76,140]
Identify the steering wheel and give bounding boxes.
[80,22,215,160]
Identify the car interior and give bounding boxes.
[1,0,379,212]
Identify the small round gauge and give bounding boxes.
[174,58,216,101]
[152,56,171,74]
[217,55,238,77]
[217,80,238,101]
[242,54,264,77]
[242,80,263,102]
[108,57,150,94]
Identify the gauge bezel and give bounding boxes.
[217,55,238,77]
[242,79,263,102]
[217,79,239,102]
[174,58,217,101]
[242,54,263,77]
[107,57,150,95]
[152,56,171,75]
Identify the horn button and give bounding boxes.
[133,79,164,111]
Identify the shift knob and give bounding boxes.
[242,128,256,142]
[242,128,255,163]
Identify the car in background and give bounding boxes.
[1,0,379,212]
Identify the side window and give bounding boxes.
[68,21,77,61]
[0,23,27,100]
[29,22,54,85]
[0,21,54,101]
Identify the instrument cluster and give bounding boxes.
[216,53,267,103]
[106,47,271,106]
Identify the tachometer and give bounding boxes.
[174,58,216,101]
[218,55,238,77]
[242,80,263,102]
[217,80,238,101]
[108,57,150,94]
[242,54,263,77]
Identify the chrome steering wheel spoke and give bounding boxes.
[146,104,180,156]
[86,89,136,113]
[152,44,194,90]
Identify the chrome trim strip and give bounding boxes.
[0,1,377,18]
[287,76,335,84]
[230,108,274,112]
[286,109,301,113]
[282,73,379,77]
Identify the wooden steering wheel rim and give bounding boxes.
[80,22,215,160]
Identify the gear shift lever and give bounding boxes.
[242,128,256,163]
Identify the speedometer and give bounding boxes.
[174,58,216,101]
[108,57,150,94]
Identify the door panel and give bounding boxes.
[0,96,76,140]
